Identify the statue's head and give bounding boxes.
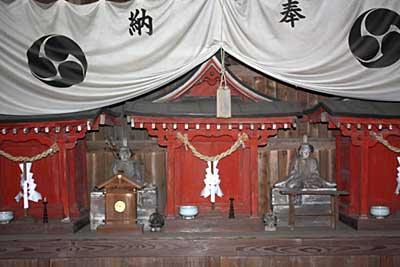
[118,146,132,161]
[298,143,314,159]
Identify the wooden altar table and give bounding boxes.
[279,189,349,230]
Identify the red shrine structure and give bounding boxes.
[306,99,400,229]
[124,55,301,218]
[0,109,117,226]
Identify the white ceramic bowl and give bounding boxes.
[370,206,390,219]
[179,205,198,218]
[0,211,14,223]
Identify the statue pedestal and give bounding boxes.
[273,189,348,229]
[272,188,336,228]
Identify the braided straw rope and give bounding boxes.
[176,132,248,162]
[370,131,400,153]
[0,142,59,162]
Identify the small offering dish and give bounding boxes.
[179,205,198,220]
[0,211,14,224]
[370,206,390,219]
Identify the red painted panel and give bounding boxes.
[349,141,361,215]
[0,140,63,218]
[337,136,361,216]
[368,136,400,213]
[0,139,88,219]
[175,135,251,215]
[183,81,243,98]
[337,134,400,217]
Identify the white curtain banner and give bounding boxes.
[222,0,400,101]
[1,0,400,115]
[0,0,221,115]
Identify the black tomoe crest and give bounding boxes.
[27,35,87,87]
[349,8,400,68]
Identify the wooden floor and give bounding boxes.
[1,221,400,267]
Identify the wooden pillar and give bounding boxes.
[335,134,342,190]
[166,135,176,218]
[78,139,89,212]
[67,147,78,216]
[57,139,70,219]
[348,140,359,215]
[359,133,370,219]
[288,193,295,230]
[249,135,259,217]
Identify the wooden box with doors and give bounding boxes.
[95,173,144,233]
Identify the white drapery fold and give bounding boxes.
[222,0,400,102]
[1,0,400,115]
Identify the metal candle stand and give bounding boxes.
[43,198,48,224]
[229,198,235,219]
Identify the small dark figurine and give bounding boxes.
[42,197,48,224]
[228,198,235,219]
[263,212,277,231]
[149,210,164,232]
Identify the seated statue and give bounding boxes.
[274,137,336,189]
[112,145,144,185]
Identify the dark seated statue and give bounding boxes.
[112,145,144,185]
[274,140,336,189]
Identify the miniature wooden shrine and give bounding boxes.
[95,173,144,232]
[0,109,117,228]
[306,99,400,229]
[124,55,301,218]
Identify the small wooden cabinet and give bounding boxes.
[95,173,143,232]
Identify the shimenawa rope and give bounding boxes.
[176,132,248,162]
[0,143,59,162]
[370,131,400,153]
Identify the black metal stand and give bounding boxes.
[43,198,48,224]
[229,198,235,219]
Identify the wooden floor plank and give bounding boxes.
[1,234,400,259]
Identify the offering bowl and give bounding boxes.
[370,206,390,219]
[0,211,14,224]
[179,205,198,219]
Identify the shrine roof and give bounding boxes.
[96,173,144,190]
[305,98,400,119]
[123,96,302,118]
[0,107,120,123]
[123,54,302,118]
